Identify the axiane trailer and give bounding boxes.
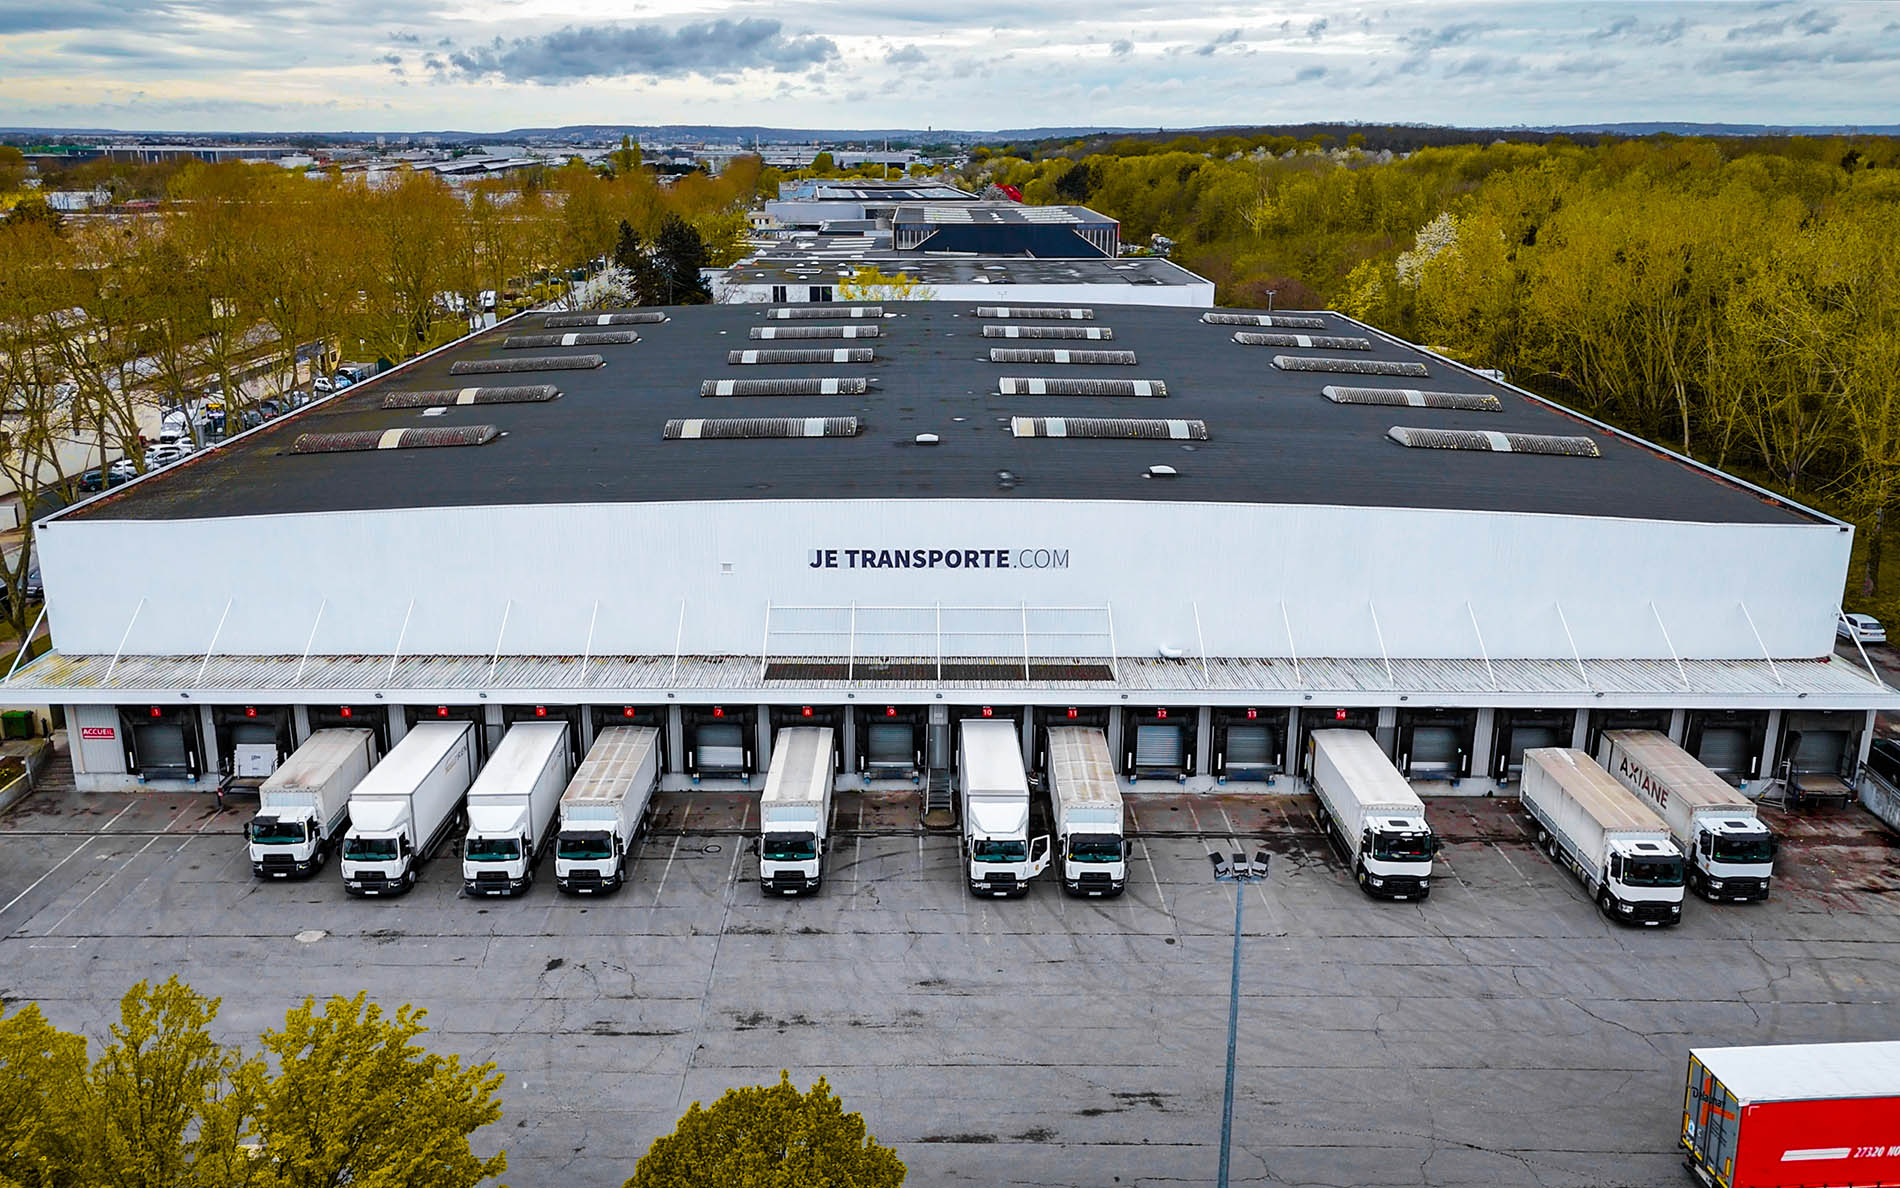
[1598,730,1776,902]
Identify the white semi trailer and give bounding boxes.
[554,726,661,894]
[1306,729,1437,900]
[461,722,573,897]
[1046,726,1127,896]
[340,721,477,897]
[757,726,835,896]
[1520,746,1685,926]
[1597,729,1776,903]
[248,728,376,879]
[958,719,1050,897]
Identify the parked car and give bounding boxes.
[144,444,189,468]
[259,398,286,418]
[1867,737,1900,787]
[1838,613,1886,644]
[313,376,335,394]
[23,565,42,602]
[78,461,136,492]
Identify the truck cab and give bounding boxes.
[1603,838,1686,924]
[1060,830,1125,894]
[462,805,533,895]
[248,809,325,877]
[760,826,822,893]
[340,802,418,895]
[965,798,1050,897]
[1357,813,1436,897]
[1689,817,1775,901]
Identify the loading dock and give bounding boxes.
[308,705,389,753]
[1586,708,1672,756]
[1298,708,1380,778]
[1779,709,1864,805]
[1122,707,1193,781]
[1683,709,1769,784]
[120,706,204,782]
[504,703,583,765]
[1395,708,1475,780]
[1212,707,1288,783]
[405,704,489,761]
[684,705,756,779]
[855,705,927,781]
[589,705,669,770]
[1490,709,1575,783]
[769,706,843,771]
[1033,706,1112,775]
[210,705,293,782]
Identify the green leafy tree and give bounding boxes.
[651,214,711,305]
[627,1072,904,1188]
[244,992,506,1188]
[0,1001,89,1187]
[609,135,644,177]
[809,151,835,176]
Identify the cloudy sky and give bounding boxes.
[2,1,1897,133]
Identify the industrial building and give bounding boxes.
[7,293,1892,804]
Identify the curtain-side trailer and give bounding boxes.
[1306,729,1437,900]
[1520,747,1685,926]
[1598,730,1776,902]
[1682,1040,1900,1188]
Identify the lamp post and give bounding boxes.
[1207,849,1271,1188]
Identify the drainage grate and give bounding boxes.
[728,348,875,364]
[975,306,1094,320]
[1323,385,1502,411]
[504,331,639,348]
[699,378,869,397]
[989,348,1137,366]
[1201,311,1328,329]
[1273,355,1429,377]
[749,324,881,340]
[1234,331,1370,350]
[290,425,500,454]
[767,305,884,320]
[983,325,1115,341]
[450,355,604,374]
[543,311,668,327]
[997,378,1167,397]
[664,417,861,439]
[1386,426,1600,456]
[1011,416,1207,440]
[382,384,560,409]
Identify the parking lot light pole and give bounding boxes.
[1207,849,1271,1188]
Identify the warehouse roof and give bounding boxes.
[68,301,1818,525]
[723,255,1200,286]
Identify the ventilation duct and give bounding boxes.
[664,417,861,439]
[1233,331,1370,350]
[989,348,1137,366]
[382,384,560,409]
[975,306,1094,320]
[767,305,884,320]
[1323,385,1502,412]
[1201,312,1327,329]
[1386,426,1600,456]
[450,355,603,375]
[749,325,881,340]
[1011,416,1208,440]
[727,348,875,364]
[543,311,668,328]
[699,378,869,397]
[504,331,639,348]
[983,325,1115,341]
[289,425,500,454]
[997,378,1167,397]
[1273,355,1429,377]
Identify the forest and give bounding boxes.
[964,133,1900,624]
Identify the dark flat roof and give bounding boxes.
[70,302,1815,525]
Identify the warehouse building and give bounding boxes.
[6,299,1892,802]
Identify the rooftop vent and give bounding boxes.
[749,324,881,340]
[767,305,883,320]
[1273,355,1429,377]
[1234,331,1370,351]
[997,378,1167,397]
[1202,312,1328,329]
[989,348,1137,366]
[975,306,1094,320]
[983,325,1115,341]
[543,311,668,328]
[1324,385,1502,412]
[1147,464,1178,478]
[451,355,603,375]
[1386,426,1600,457]
[289,425,500,454]
[1011,416,1208,440]
[664,417,860,440]
[699,378,869,397]
[382,384,559,409]
[503,331,638,349]
[727,347,875,365]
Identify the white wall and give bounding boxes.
[35,499,1849,662]
[716,280,1215,308]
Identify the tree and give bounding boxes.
[608,135,644,177]
[626,1071,904,1188]
[837,266,934,303]
[0,1001,89,1187]
[244,992,506,1188]
[650,214,711,305]
[809,151,835,176]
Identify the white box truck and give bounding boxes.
[1521,747,1685,926]
[757,726,835,896]
[248,728,375,879]
[461,722,572,897]
[1307,729,1438,900]
[1046,726,1127,896]
[339,721,477,897]
[554,726,660,894]
[1596,730,1776,903]
[959,719,1050,897]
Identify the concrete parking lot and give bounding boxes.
[3,772,1898,1188]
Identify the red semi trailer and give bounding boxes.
[1682,1041,1900,1188]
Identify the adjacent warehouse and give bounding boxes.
[7,298,1892,798]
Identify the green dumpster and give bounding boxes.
[1,710,34,740]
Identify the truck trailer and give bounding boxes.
[1520,747,1685,926]
[1306,729,1437,900]
[554,726,660,894]
[1598,730,1776,902]
[339,721,477,897]
[757,726,835,896]
[1046,727,1127,896]
[1681,1040,1900,1188]
[959,719,1050,897]
[461,722,572,897]
[248,728,376,879]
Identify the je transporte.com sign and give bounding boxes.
[809,547,1070,571]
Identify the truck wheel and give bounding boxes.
[1535,828,1550,853]
[314,841,327,866]
[1597,890,1614,916]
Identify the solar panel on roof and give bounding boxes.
[989,348,1136,366]
[698,378,869,397]
[749,325,880,340]
[1201,312,1328,329]
[997,378,1167,397]
[449,355,604,374]
[664,417,860,440]
[504,331,638,348]
[1323,385,1502,412]
[289,425,501,454]
[1234,331,1370,350]
[1386,426,1600,456]
[982,325,1114,341]
[727,348,875,365]
[1011,417,1208,440]
[382,384,559,409]
[543,311,667,328]
[1274,355,1428,377]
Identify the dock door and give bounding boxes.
[1586,709,1671,756]
[855,705,926,781]
[1212,708,1287,783]
[1396,708,1475,780]
[769,707,842,771]
[1490,710,1574,783]
[1122,707,1193,781]
[120,706,204,781]
[405,704,489,761]
[1683,711,1768,783]
[211,705,293,780]
[1297,708,1379,779]
[591,706,669,771]
[684,705,756,778]
[1033,707,1110,778]
[504,704,583,765]
[309,705,388,753]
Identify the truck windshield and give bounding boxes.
[762,832,817,861]
[465,837,520,862]
[1622,856,1685,887]
[342,836,398,860]
[1713,836,1775,864]
[557,831,612,861]
[972,839,1027,862]
[250,819,307,844]
[1069,835,1123,862]
[1372,831,1433,861]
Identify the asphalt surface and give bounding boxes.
[2,777,1897,1188]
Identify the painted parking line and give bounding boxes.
[39,801,198,937]
[0,799,143,923]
